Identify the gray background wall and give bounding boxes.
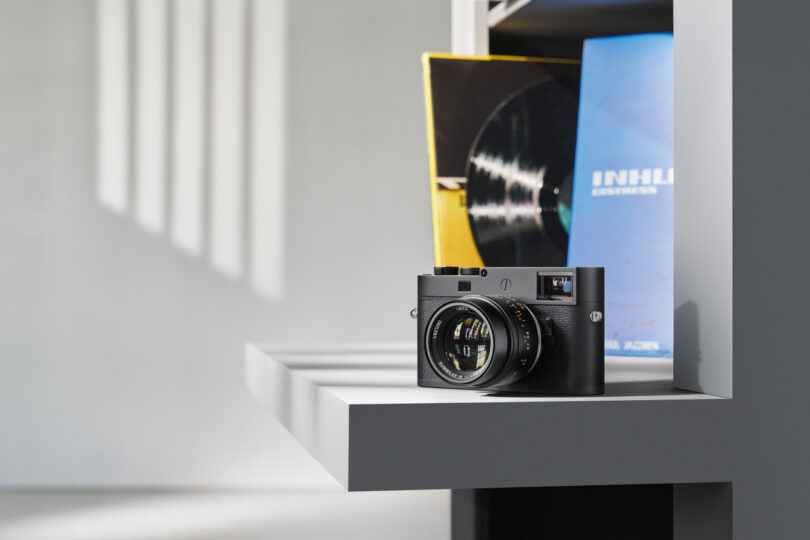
[0,0,449,488]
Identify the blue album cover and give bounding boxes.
[567,33,673,357]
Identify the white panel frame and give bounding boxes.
[673,0,733,397]
[451,0,489,55]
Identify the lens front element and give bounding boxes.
[439,313,492,376]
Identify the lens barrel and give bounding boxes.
[425,295,542,387]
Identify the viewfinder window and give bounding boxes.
[538,273,574,302]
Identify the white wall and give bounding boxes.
[0,0,449,487]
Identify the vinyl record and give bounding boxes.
[465,76,579,267]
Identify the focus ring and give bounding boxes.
[479,296,543,388]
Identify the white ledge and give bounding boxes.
[246,343,725,491]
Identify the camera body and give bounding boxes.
[417,267,604,395]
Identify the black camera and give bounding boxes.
[417,267,604,395]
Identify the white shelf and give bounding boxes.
[246,343,726,491]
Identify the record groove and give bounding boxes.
[465,76,579,267]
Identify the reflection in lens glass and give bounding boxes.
[440,315,491,375]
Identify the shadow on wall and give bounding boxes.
[0,0,444,489]
[96,0,287,301]
[674,300,702,390]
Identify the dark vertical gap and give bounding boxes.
[164,0,175,238]
[489,32,584,60]
[127,0,138,215]
[453,485,673,539]
[200,0,213,258]
[241,0,254,285]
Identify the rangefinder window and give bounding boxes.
[538,272,574,302]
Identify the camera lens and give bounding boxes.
[425,295,542,387]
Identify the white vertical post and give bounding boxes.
[171,0,206,255]
[451,0,489,55]
[134,0,169,234]
[209,0,246,277]
[249,0,287,301]
[673,0,734,397]
[96,0,130,213]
